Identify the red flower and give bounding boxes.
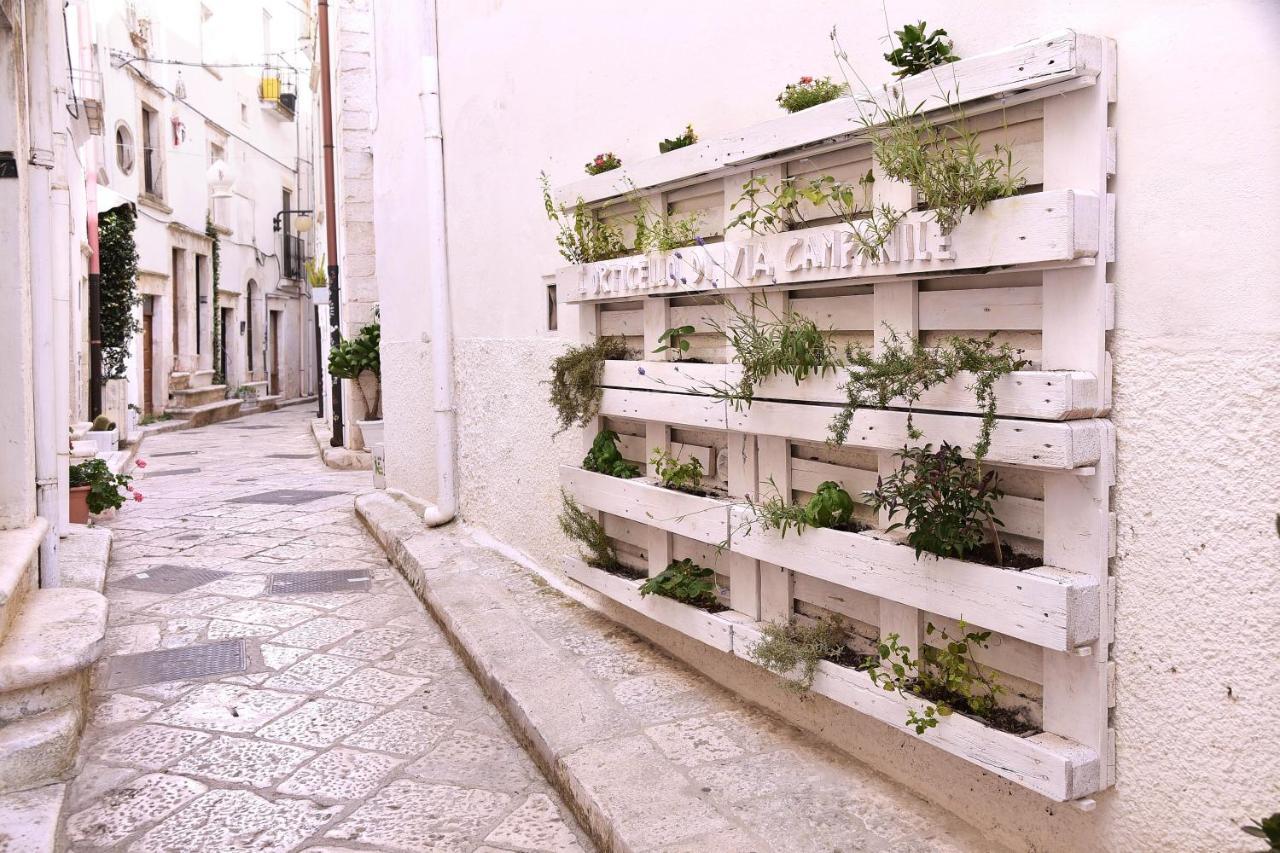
[135,459,147,468]
[133,492,144,502]
[800,75,814,84]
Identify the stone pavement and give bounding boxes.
[65,406,592,853]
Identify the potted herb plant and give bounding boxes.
[85,414,118,453]
[69,458,141,524]
[328,320,382,450]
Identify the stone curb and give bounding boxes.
[310,419,372,470]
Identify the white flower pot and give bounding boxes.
[86,429,118,453]
[311,286,330,305]
[356,419,384,450]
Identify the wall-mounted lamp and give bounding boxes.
[272,208,313,233]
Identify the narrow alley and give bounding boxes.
[65,407,591,852]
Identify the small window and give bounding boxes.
[115,123,135,175]
[546,283,558,331]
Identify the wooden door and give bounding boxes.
[269,310,281,395]
[142,312,154,415]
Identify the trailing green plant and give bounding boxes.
[658,124,697,154]
[868,96,1025,234]
[745,478,861,539]
[776,75,846,113]
[708,295,840,407]
[1243,813,1280,851]
[99,205,141,380]
[631,195,702,253]
[328,321,381,419]
[639,558,718,608]
[90,414,116,432]
[585,152,622,175]
[547,335,631,435]
[206,216,223,385]
[581,430,639,479]
[725,175,811,235]
[540,172,629,264]
[865,442,1006,564]
[749,616,848,692]
[865,620,1009,734]
[70,458,137,514]
[558,490,623,573]
[884,21,959,79]
[653,325,695,360]
[649,448,704,494]
[830,330,1028,458]
[305,256,327,288]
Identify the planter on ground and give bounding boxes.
[85,428,118,454]
[357,418,384,450]
[68,486,91,524]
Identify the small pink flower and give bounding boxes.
[135,459,147,468]
[800,75,814,84]
[133,492,144,502]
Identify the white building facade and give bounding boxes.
[321,1,1279,851]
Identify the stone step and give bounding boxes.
[170,385,228,408]
[0,522,45,645]
[168,372,191,391]
[189,369,216,389]
[0,782,64,853]
[0,705,82,794]
[241,394,282,414]
[0,588,108,720]
[164,398,242,428]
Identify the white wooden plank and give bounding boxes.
[756,433,793,622]
[599,309,640,338]
[731,401,1103,471]
[602,360,1102,422]
[735,623,1099,801]
[560,466,730,548]
[726,431,760,619]
[923,613,1045,685]
[919,286,1042,330]
[729,506,1099,651]
[564,557,733,652]
[561,191,1098,305]
[556,32,1095,206]
[790,294,874,330]
[790,457,878,499]
[599,388,728,432]
[602,513,648,550]
[792,574,880,626]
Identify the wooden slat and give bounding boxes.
[790,457,878,498]
[792,573,879,626]
[564,557,733,652]
[729,506,1099,651]
[602,359,1101,422]
[560,466,729,548]
[558,190,1098,304]
[599,388,727,432]
[919,286,1042,330]
[615,433,713,475]
[555,32,1097,206]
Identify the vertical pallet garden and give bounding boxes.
[547,31,1116,803]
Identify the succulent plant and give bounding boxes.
[91,414,116,432]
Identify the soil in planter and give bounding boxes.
[963,543,1041,571]
[659,483,723,499]
[828,647,876,669]
[911,683,1039,736]
[597,561,647,582]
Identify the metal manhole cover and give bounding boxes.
[106,639,247,689]
[112,565,230,594]
[269,569,371,595]
[228,489,345,506]
[142,467,202,478]
[266,453,313,459]
[151,450,199,457]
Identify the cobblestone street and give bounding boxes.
[66,407,591,852]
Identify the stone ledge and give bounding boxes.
[58,526,112,594]
[355,491,999,853]
[0,781,64,852]
[0,589,108,694]
[311,419,372,470]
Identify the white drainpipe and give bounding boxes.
[26,0,60,584]
[417,9,457,528]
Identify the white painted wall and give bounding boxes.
[367,1,1280,850]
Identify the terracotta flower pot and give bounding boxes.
[69,485,91,524]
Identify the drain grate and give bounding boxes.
[150,450,199,458]
[269,569,371,595]
[106,639,246,689]
[112,565,230,594]
[228,489,345,506]
[266,453,314,459]
[143,467,202,478]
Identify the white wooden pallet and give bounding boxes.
[549,30,1117,802]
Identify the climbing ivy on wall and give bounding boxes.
[206,217,222,385]
[99,206,141,380]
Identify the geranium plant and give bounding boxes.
[658,124,697,154]
[585,152,622,175]
[70,458,141,514]
[776,75,846,113]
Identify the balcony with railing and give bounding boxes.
[282,234,306,281]
[259,68,297,120]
